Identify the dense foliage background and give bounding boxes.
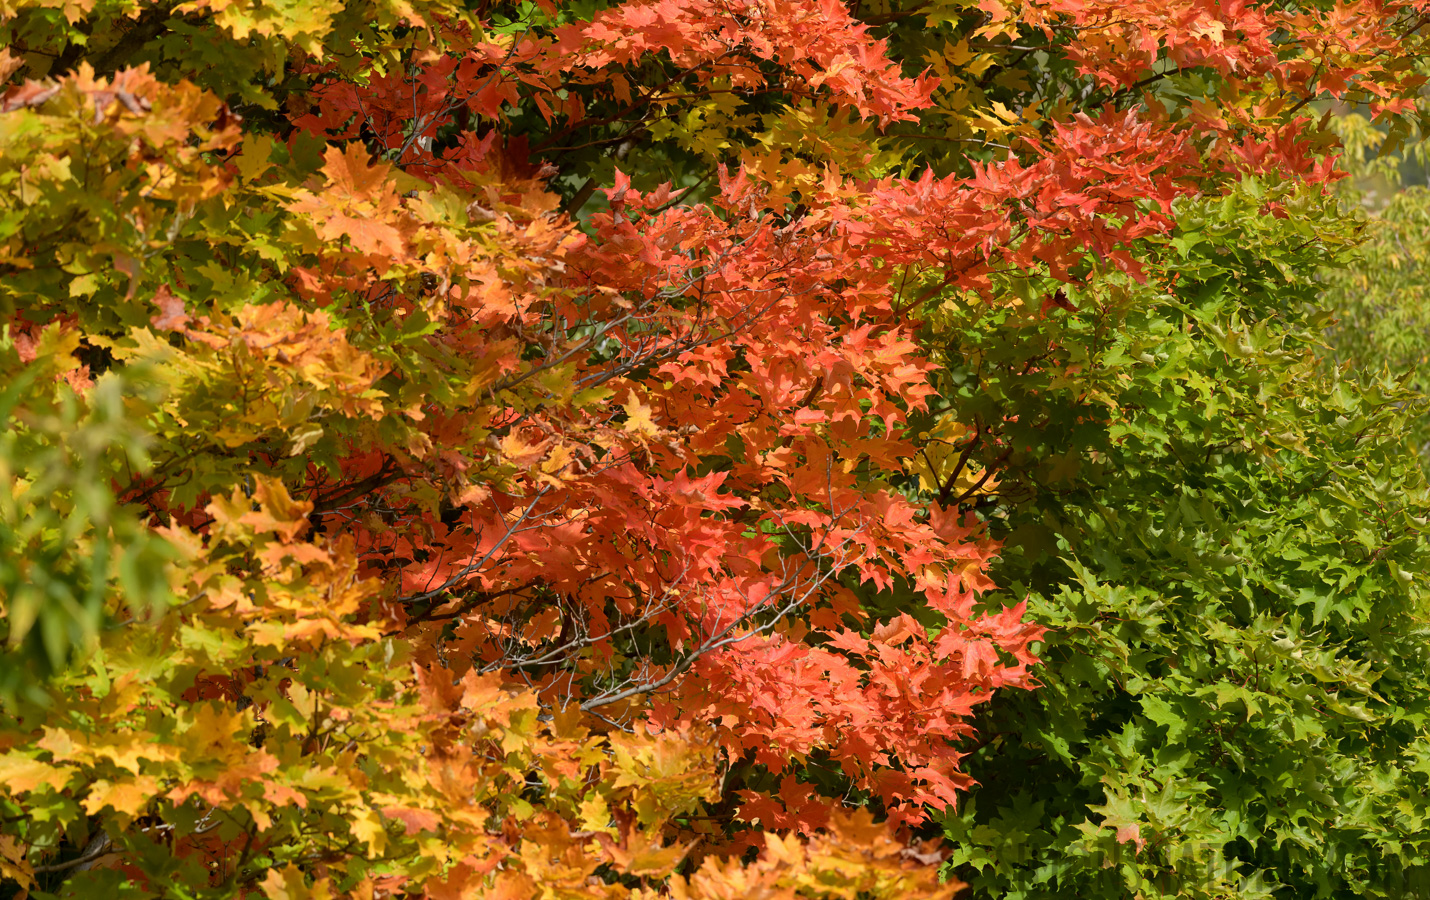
[3,1,1430,898]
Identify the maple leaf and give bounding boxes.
[82,777,158,818]
[261,864,335,900]
[0,754,69,795]
[0,836,32,891]
[287,145,409,260]
[1115,823,1146,853]
[150,285,190,332]
[622,393,661,439]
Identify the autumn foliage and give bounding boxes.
[1,0,1430,897]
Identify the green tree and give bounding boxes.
[1321,109,1430,453]
[931,180,1430,897]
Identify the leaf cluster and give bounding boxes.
[930,180,1430,897]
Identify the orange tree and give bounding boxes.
[0,0,1429,898]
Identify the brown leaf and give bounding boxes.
[150,285,190,332]
[0,49,23,84]
[1,80,58,112]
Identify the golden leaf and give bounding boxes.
[0,754,69,795]
[82,776,157,818]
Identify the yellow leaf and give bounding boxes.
[604,830,691,878]
[578,794,615,836]
[261,863,335,900]
[538,441,577,482]
[989,101,1021,123]
[910,418,971,493]
[350,807,390,856]
[36,727,77,762]
[83,777,157,818]
[0,835,30,892]
[498,432,548,469]
[235,134,276,182]
[1192,17,1226,43]
[0,754,69,794]
[622,394,660,439]
[0,835,32,890]
[243,476,313,543]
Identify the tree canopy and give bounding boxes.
[2,1,1430,898]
